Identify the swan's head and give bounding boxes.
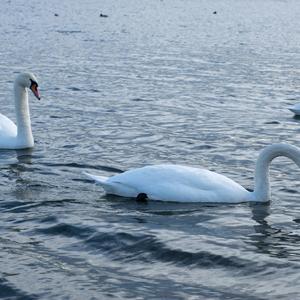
[15,72,41,100]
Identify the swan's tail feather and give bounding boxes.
[83,172,110,188]
[84,172,138,197]
[83,172,108,184]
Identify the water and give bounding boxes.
[1,0,300,298]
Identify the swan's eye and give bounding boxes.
[30,79,38,88]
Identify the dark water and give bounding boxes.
[1,0,300,299]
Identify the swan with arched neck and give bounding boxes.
[84,143,300,203]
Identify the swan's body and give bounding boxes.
[288,103,300,116]
[0,73,40,149]
[85,144,300,203]
[85,165,251,203]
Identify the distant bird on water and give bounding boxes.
[288,103,300,116]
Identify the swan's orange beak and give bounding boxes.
[30,83,41,100]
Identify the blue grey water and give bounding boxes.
[0,0,300,299]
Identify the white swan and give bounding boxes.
[288,103,300,116]
[0,73,40,149]
[84,143,300,203]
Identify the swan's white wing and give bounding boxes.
[0,114,17,140]
[90,165,250,203]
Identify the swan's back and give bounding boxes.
[105,164,249,203]
[0,113,17,147]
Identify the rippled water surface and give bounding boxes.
[1,0,300,299]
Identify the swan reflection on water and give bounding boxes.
[0,147,33,168]
[0,148,36,200]
[249,202,300,259]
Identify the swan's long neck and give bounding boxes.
[253,144,300,202]
[14,83,34,148]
